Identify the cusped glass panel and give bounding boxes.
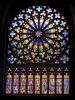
[7,5,70,64]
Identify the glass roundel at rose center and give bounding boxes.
[7,5,70,64]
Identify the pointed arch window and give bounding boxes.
[42,71,48,94]
[6,72,12,94]
[27,71,33,94]
[20,73,26,94]
[49,73,55,94]
[35,73,40,94]
[5,5,70,95]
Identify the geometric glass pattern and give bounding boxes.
[6,73,12,94]
[6,5,70,96]
[49,73,55,94]
[35,73,40,94]
[7,5,70,64]
[5,67,69,95]
[20,73,26,94]
[56,73,62,94]
[13,73,19,94]
[42,73,47,94]
[64,73,69,94]
[27,73,33,94]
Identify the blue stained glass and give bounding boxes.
[11,22,18,27]
[68,45,70,48]
[6,73,12,94]
[18,14,24,19]
[56,79,62,86]
[42,74,47,94]
[27,74,33,94]
[11,41,17,47]
[8,45,9,48]
[36,6,42,12]
[35,74,40,94]
[49,79,55,85]
[13,85,19,94]
[18,20,24,25]
[17,60,21,64]
[64,79,69,85]
[8,5,70,64]
[49,74,55,94]
[6,78,12,85]
[27,8,32,14]
[64,73,69,94]
[35,57,42,62]
[64,85,69,94]
[56,74,62,94]
[20,74,26,85]
[17,49,22,55]
[27,86,33,94]
[14,27,20,32]
[46,8,52,13]
[65,50,69,54]
[13,77,19,85]
[18,66,22,70]
[6,85,12,94]
[55,13,60,18]
[49,86,55,94]
[60,40,66,46]
[62,30,68,36]
[8,50,11,54]
[8,56,14,64]
[20,74,26,94]
[9,31,16,37]
[6,5,70,95]
[42,83,47,94]
[60,21,66,26]
[13,73,19,94]
[25,14,30,19]
[60,55,69,64]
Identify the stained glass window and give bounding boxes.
[6,72,12,94]
[49,73,55,94]
[7,5,70,64]
[56,73,62,94]
[64,67,69,94]
[6,5,70,95]
[20,73,26,94]
[27,71,33,94]
[42,72,48,94]
[35,73,40,94]
[13,73,19,94]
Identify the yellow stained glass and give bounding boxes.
[24,40,29,44]
[23,29,27,33]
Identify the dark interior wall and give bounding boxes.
[0,1,75,96]
[68,4,75,96]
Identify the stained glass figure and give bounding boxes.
[42,73,48,94]
[56,73,62,94]
[27,73,33,94]
[6,73,12,94]
[49,73,55,94]
[7,5,70,64]
[64,73,69,94]
[13,73,19,94]
[35,73,40,94]
[20,73,26,94]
